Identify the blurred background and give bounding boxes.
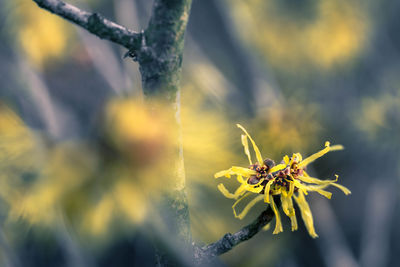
[0,0,399,266]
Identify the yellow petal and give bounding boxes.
[246,186,264,194]
[236,195,264,219]
[217,183,236,199]
[271,196,283,234]
[293,180,309,195]
[271,187,282,196]
[298,142,344,168]
[234,183,248,198]
[297,175,337,185]
[283,155,290,165]
[301,176,351,196]
[246,178,265,193]
[251,178,264,187]
[293,191,318,238]
[305,185,332,199]
[262,222,271,231]
[288,197,298,231]
[331,183,352,195]
[237,124,263,165]
[287,180,295,198]
[330,144,344,152]
[295,153,303,162]
[264,179,275,203]
[232,192,252,218]
[270,163,286,173]
[281,195,298,231]
[236,174,246,184]
[281,194,290,216]
[214,169,235,178]
[241,134,252,165]
[231,166,256,177]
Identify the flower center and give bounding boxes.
[248,157,301,193]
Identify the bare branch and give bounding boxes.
[196,196,280,263]
[32,0,142,50]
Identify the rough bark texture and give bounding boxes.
[138,0,192,98]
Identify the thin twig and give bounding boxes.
[196,196,280,263]
[32,0,142,50]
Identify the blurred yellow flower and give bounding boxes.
[215,124,350,237]
[252,99,321,159]
[230,0,369,69]
[354,92,400,144]
[103,97,174,167]
[0,99,174,239]
[13,0,73,68]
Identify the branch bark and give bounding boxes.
[195,196,281,263]
[138,0,192,97]
[32,0,142,51]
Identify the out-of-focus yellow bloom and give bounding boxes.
[354,92,400,144]
[215,124,351,238]
[104,97,174,167]
[252,100,321,159]
[0,99,173,239]
[230,0,368,69]
[12,0,73,68]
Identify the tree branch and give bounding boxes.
[138,0,192,96]
[195,196,281,263]
[32,0,142,51]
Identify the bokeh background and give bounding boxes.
[0,0,399,266]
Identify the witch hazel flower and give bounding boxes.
[215,124,351,238]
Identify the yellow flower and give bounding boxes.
[215,124,351,238]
